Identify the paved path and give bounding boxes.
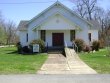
[0,74,110,83]
[37,48,97,74]
[0,45,14,48]
[37,54,70,74]
[65,48,97,74]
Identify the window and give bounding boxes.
[88,33,91,42]
[41,30,46,41]
[26,33,28,42]
[70,30,75,41]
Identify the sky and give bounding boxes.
[0,0,110,26]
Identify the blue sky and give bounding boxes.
[0,0,110,26]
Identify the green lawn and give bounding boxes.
[79,48,110,74]
[0,47,48,74]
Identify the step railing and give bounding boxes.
[64,41,73,56]
[72,41,78,53]
[64,41,68,48]
[46,42,48,52]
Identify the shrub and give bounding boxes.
[92,40,100,51]
[99,39,105,48]
[22,46,30,53]
[74,39,85,52]
[83,45,92,53]
[16,42,22,54]
[107,48,110,57]
[30,39,45,52]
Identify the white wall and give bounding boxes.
[19,31,28,46]
[88,30,98,42]
[46,30,72,47]
[76,29,89,45]
[40,14,76,30]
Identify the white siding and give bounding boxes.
[28,29,40,43]
[76,29,89,45]
[19,31,28,46]
[88,30,98,42]
[40,14,76,30]
[28,5,90,31]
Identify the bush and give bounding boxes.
[92,40,100,51]
[74,39,85,52]
[107,48,110,57]
[99,39,105,48]
[30,39,45,52]
[83,45,92,53]
[22,46,30,53]
[16,42,22,54]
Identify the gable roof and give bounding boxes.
[32,12,81,30]
[18,20,29,31]
[28,1,92,26]
[18,1,93,30]
[89,20,101,30]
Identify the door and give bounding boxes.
[52,33,64,46]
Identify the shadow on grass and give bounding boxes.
[7,51,18,54]
[7,51,40,56]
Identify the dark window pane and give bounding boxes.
[70,30,75,41]
[88,33,91,41]
[26,33,28,42]
[41,30,45,41]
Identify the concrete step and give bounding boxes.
[48,51,63,54]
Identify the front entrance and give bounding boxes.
[52,33,64,46]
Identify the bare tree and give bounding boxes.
[106,26,110,57]
[0,12,7,45]
[69,0,97,20]
[5,21,16,45]
[93,7,105,31]
[0,11,17,45]
[75,1,87,18]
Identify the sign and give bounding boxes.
[33,44,39,53]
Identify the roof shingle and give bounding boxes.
[17,20,29,30]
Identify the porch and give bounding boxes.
[34,30,76,47]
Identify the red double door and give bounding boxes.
[52,33,64,46]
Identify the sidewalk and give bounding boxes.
[37,54,69,74]
[37,48,97,74]
[65,48,97,74]
[0,45,14,48]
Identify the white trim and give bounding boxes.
[32,12,81,30]
[28,1,93,27]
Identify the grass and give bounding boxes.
[0,47,48,74]
[79,48,110,74]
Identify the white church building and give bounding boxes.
[18,1,99,47]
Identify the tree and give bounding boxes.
[0,12,7,45]
[69,0,97,20]
[93,6,105,31]
[5,21,16,45]
[0,11,17,45]
[75,1,87,18]
[106,26,110,57]
[0,27,6,44]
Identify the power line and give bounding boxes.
[0,0,66,5]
